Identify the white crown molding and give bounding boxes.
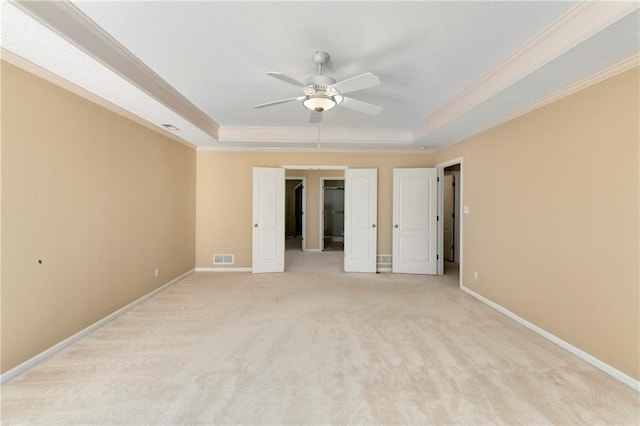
[197,145,431,154]
[430,54,640,152]
[412,1,639,141]
[283,165,348,170]
[494,54,639,127]
[1,47,197,150]
[218,126,318,143]
[10,0,219,140]
[195,267,252,272]
[218,126,413,144]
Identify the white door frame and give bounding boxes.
[285,176,306,251]
[319,176,345,251]
[436,157,463,288]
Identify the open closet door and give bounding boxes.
[252,167,285,273]
[344,168,377,272]
[392,168,438,274]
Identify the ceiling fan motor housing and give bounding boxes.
[304,74,337,87]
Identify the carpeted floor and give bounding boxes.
[1,250,638,425]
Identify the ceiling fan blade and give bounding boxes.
[309,111,323,124]
[266,72,306,88]
[253,96,304,109]
[331,72,381,95]
[341,97,382,115]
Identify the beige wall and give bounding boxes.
[434,67,640,380]
[1,62,196,373]
[196,152,432,267]
[2,57,636,386]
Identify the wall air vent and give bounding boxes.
[213,254,234,265]
[160,123,180,131]
[376,255,392,264]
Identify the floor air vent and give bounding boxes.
[377,255,392,264]
[213,254,234,265]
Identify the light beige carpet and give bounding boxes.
[1,251,638,425]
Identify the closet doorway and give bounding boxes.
[436,157,463,286]
[285,177,306,251]
[443,169,460,263]
[320,178,345,252]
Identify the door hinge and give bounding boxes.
[437,177,440,182]
[437,215,439,221]
[437,254,439,260]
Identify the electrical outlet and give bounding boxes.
[154,268,160,278]
[473,271,479,280]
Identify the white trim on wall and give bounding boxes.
[437,154,639,391]
[461,285,640,392]
[0,269,195,384]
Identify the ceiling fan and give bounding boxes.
[253,51,382,123]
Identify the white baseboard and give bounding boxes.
[377,267,392,273]
[304,248,322,252]
[0,269,195,385]
[460,285,640,392]
[195,267,251,272]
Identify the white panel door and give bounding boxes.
[392,168,438,274]
[344,169,377,272]
[252,167,285,273]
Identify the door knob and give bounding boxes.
[394,224,399,228]
[372,224,376,228]
[254,224,258,228]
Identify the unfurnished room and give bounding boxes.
[1,1,639,424]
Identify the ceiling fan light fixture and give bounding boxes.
[303,93,337,112]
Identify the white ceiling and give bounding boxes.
[2,1,638,151]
